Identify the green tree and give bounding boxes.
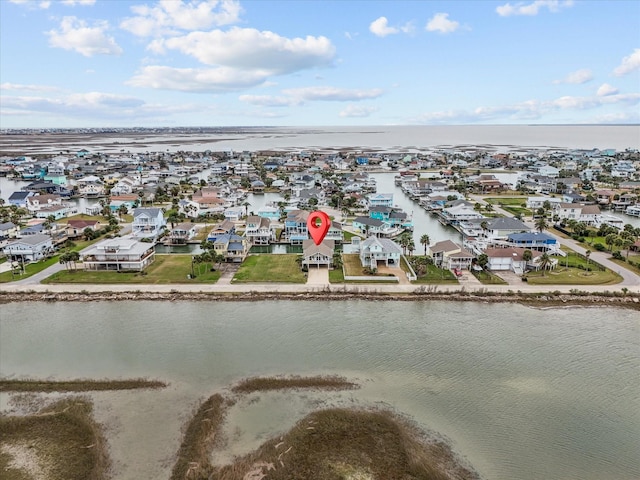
[420,234,430,256]
[534,216,548,233]
[538,252,552,276]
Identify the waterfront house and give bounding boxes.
[169,222,197,244]
[80,237,155,272]
[256,205,281,221]
[595,190,616,206]
[301,239,335,269]
[206,220,236,242]
[131,207,166,239]
[244,216,274,245]
[26,194,63,215]
[3,234,53,262]
[8,191,33,208]
[77,175,105,197]
[327,221,344,243]
[484,247,542,274]
[352,216,392,237]
[359,236,402,268]
[506,232,559,253]
[0,222,19,241]
[427,240,474,270]
[439,202,483,225]
[109,194,138,213]
[284,210,309,244]
[367,193,394,208]
[360,236,402,268]
[213,233,249,262]
[67,219,101,239]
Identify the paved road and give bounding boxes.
[470,195,640,287]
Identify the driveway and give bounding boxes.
[376,264,411,284]
[306,267,329,285]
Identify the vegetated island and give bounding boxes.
[1,375,481,480]
[0,378,167,393]
[172,375,479,480]
[1,289,639,310]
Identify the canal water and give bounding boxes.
[1,301,638,480]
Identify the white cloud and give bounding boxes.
[552,68,593,85]
[120,0,242,37]
[127,65,269,92]
[8,0,51,9]
[425,13,460,34]
[369,17,398,37]
[339,104,378,118]
[496,0,574,17]
[163,28,335,75]
[238,95,300,107]
[596,83,619,96]
[47,16,122,57]
[61,0,96,5]
[0,83,61,92]
[282,86,384,102]
[409,91,640,124]
[613,48,640,76]
[0,92,197,121]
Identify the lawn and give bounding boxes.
[410,262,459,284]
[232,254,306,283]
[42,254,221,284]
[0,256,60,283]
[523,266,622,285]
[328,267,344,283]
[484,197,528,206]
[342,254,365,276]
[343,230,363,242]
[473,270,508,284]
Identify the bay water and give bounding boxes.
[1,300,638,480]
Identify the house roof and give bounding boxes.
[361,236,402,253]
[5,233,52,246]
[485,247,542,261]
[488,217,530,231]
[68,220,99,229]
[507,232,556,242]
[302,239,335,256]
[133,207,162,218]
[9,191,31,200]
[353,216,385,227]
[0,222,17,230]
[430,240,461,253]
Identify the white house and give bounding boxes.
[2,234,53,262]
[131,207,166,239]
[359,236,402,268]
[80,237,155,272]
[244,216,274,245]
[76,175,105,197]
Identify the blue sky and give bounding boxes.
[1,0,639,128]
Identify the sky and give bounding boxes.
[1,0,639,128]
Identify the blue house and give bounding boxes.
[284,210,309,244]
[369,206,412,229]
[356,156,369,166]
[9,191,33,207]
[507,232,558,252]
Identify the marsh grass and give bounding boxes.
[213,408,480,480]
[231,375,358,394]
[0,398,109,480]
[0,378,167,393]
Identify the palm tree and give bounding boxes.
[538,253,552,276]
[420,234,430,256]
[242,201,251,218]
[585,249,591,266]
[407,240,415,256]
[522,249,532,266]
[117,204,128,220]
[534,216,548,233]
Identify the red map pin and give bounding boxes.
[307,210,331,245]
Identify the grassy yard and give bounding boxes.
[523,266,622,285]
[42,254,221,284]
[343,230,363,242]
[484,196,528,206]
[473,270,508,284]
[329,267,344,283]
[232,254,306,283]
[411,263,459,284]
[0,256,60,283]
[342,254,365,276]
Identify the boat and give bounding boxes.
[625,204,640,217]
